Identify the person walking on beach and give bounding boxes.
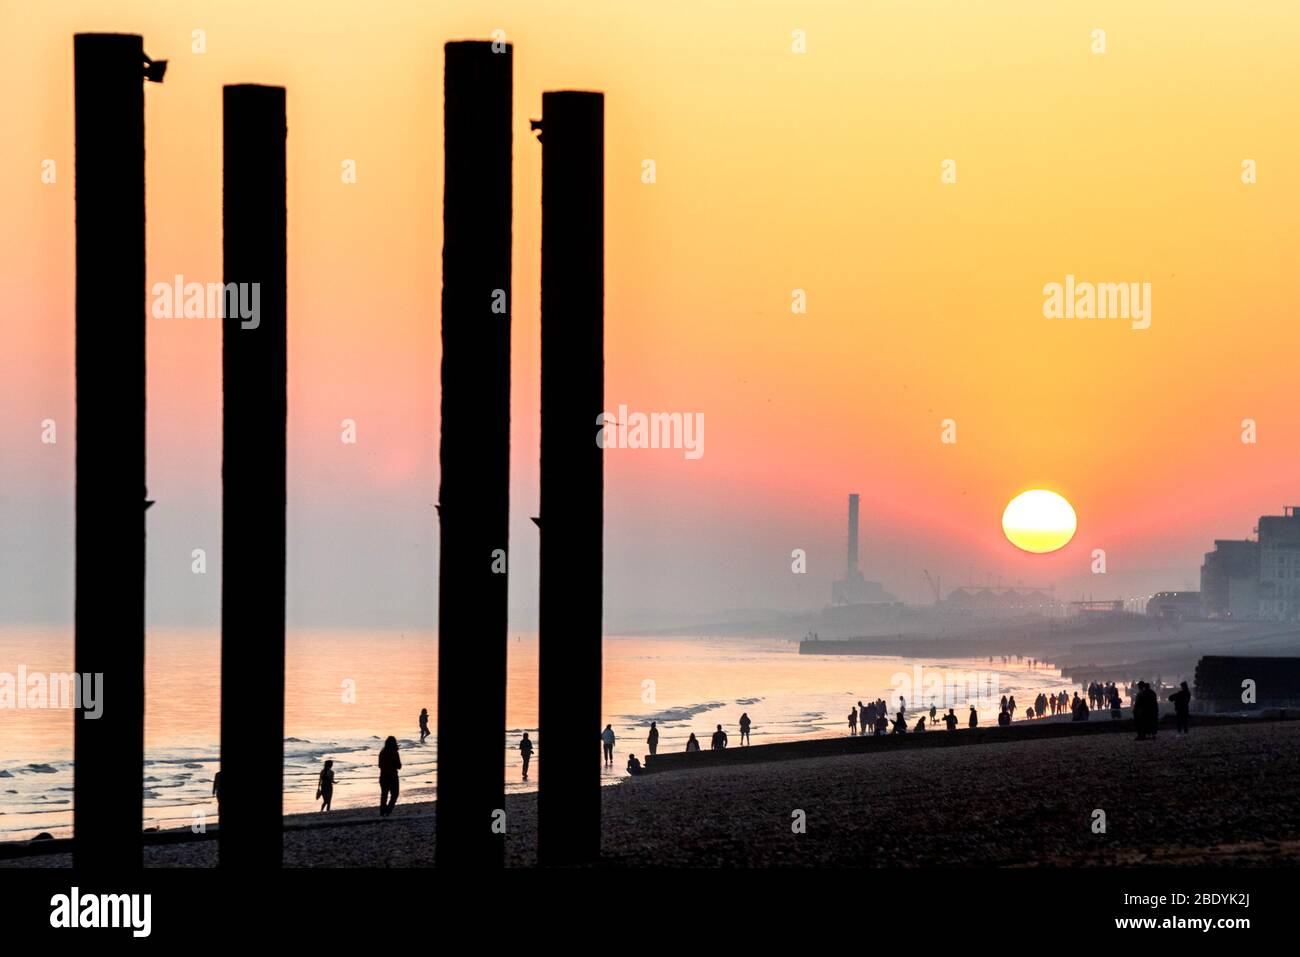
[685,732,701,752]
[601,724,616,765]
[1168,681,1191,735]
[519,732,534,779]
[968,705,978,728]
[858,700,868,732]
[316,759,336,812]
[647,721,659,757]
[418,707,431,744]
[929,703,937,726]
[944,708,958,731]
[711,724,728,750]
[738,712,752,746]
[377,736,401,818]
[848,708,858,735]
[212,770,222,816]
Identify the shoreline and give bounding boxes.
[7,714,1299,868]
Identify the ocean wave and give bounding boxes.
[621,702,726,724]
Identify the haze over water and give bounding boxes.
[0,627,1068,841]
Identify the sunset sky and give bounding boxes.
[3,0,1299,628]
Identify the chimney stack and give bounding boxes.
[847,493,860,577]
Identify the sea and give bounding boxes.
[0,626,1072,841]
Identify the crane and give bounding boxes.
[922,569,941,606]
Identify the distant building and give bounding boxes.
[1068,598,1124,620]
[1200,539,1259,619]
[1146,591,1201,620]
[830,493,896,605]
[1257,507,1300,621]
[945,586,1059,617]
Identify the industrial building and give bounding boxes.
[830,493,897,605]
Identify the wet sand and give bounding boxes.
[7,719,1298,868]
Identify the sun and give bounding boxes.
[1001,489,1077,554]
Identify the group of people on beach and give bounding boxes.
[301,711,424,819]
[847,698,975,734]
[613,711,754,776]
[236,676,1196,823]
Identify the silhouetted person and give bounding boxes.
[848,709,858,735]
[626,754,643,776]
[915,716,927,732]
[316,760,335,812]
[891,711,907,734]
[685,733,701,752]
[1134,681,1159,740]
[212,770,222,816]
[997,706,1011,728]
[858,700,867,731]
[520,732,534,779]
[944,708,958,731]
[711,724,728,749]
[1168,681,1191,734]
[419,707,432,744]
[378,736,401,817]
[647,721,659,756]
[601,724,616,765]
[968,706,978,728]
[1073,699,1090,721]
[929,703,937,725]
[874,712,889,735]
[739,712,752,746]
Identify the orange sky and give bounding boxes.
[3,0,1299,624]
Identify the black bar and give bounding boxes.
[220,84,287,868]
[536,91,604,867]
[436,41,512,866]
[73,32,148,869]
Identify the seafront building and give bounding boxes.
[1198,506,1300,621]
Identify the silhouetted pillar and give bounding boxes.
[536,91,604,867]
[73,32,154,869]
[220,84,287,868]
[436,41,512,867]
